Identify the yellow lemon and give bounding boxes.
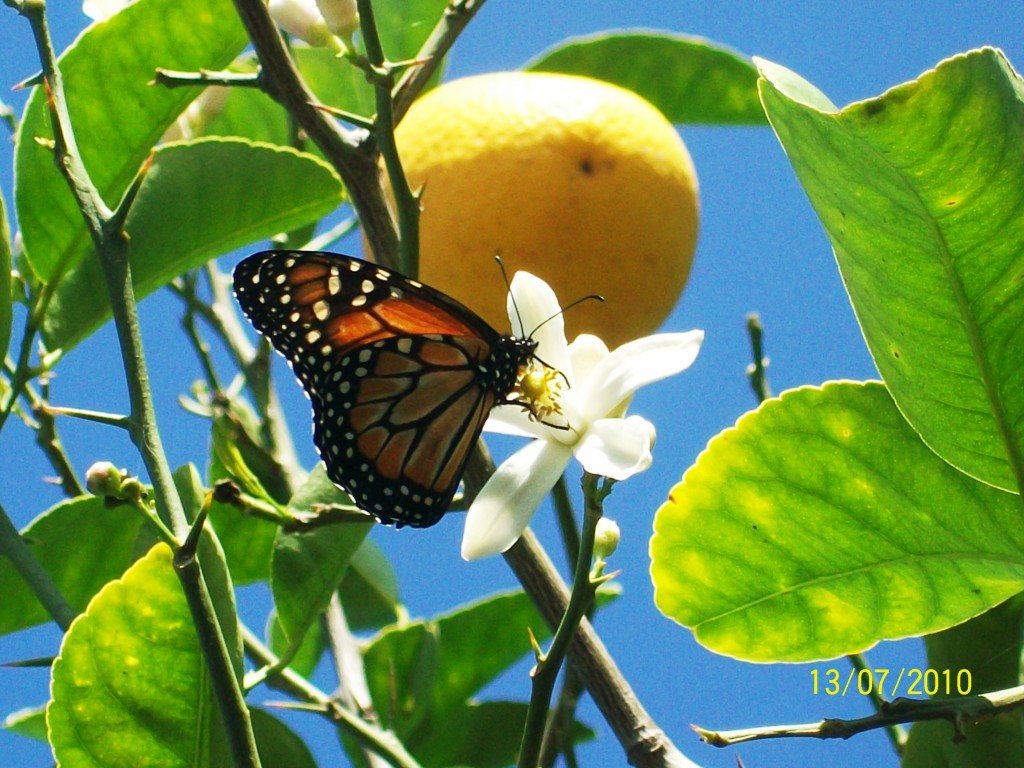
[380,71,699,348]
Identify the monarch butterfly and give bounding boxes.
[233,250,540,528]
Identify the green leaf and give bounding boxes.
[0,185,11,362]
[210,401,286,504]
[374,0,449,65]
[758,48,1024,492]
[527,31,766,125]
[363,621,437,741]
[296,48,377,122]
[250,708,318,768]
[414,701,529,768]
[902,597,1024,767]
[651,381,1024,663]
[193,75,291,146]
[270,466,373,644]
[206,497,279,586]
[0,497,143,637]
[41,138,344,352]
[413,701,596,768]
[48,544,220,767]
[217,397,297,505]
[14,0,248,284]
[340,538,401,631]
[3,705,47,742]
[207,403,294,585]
[266,538,397,676]
[363,590,558,743]
[267,609,326,679]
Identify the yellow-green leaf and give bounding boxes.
[651,381,1024,662]
[759,49,1024,492]
[48,544,220,767]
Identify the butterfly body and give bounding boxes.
[233,250,536,527]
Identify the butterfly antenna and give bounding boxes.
[492,256,604,339]
[530,293,604,338]
[494,254,528,336]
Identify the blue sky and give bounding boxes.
[2,2,1023,767]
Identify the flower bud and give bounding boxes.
[85,461,124,497]
[315,0,358,37]
[162,86,230,143]
[268,0,334,47]
[120,477,147,504]
[593,517,620,560]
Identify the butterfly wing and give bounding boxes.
[234,250,528,527]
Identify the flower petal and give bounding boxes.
[484,404,550,438]
[578,331,703,419]
[508,272,572,376]
[573,416,655,480]
[461,440,571,560]
[567,334,609,384]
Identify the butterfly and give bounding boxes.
[233,250,539,528]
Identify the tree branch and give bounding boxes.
[503,529,700,768]
[695,684,1024,747]
[465,445,698,768]
[230,0,399,267]
[15,4,262,764]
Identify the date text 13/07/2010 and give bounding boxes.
[811,668,971,698]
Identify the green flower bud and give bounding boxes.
[85,461,123,497]
[593,517,620,560]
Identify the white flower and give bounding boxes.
[461,272,703,560]
[83,0,131,20]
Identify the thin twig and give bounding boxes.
[24,383,85,497]
[326,594,392,768]
[357,0,419,274]
[538,665,586,768]
[178,272,224,392]
[517,473,604,768]
[541,472,590,767]
[0,502,76,631]
[153,67,262,89]
[24,6,185,537]
[241,624,425,768]
[745,313,771,403]
[503,528,700,768]
[303,213,360,251]
[551,474,579,568]
[0,269,59,436]
[174,508,262,767]
[847,652,906,752]
[392,0,490,123]
[695,684,1024,747]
